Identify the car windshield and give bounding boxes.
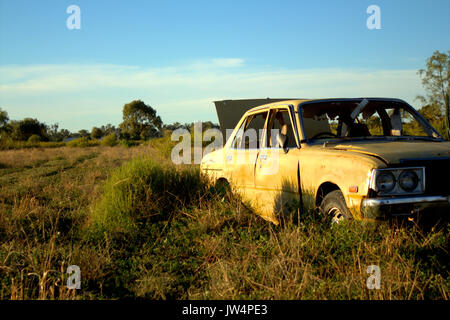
[300,100,442,141]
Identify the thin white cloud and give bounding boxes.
[209,58,245,68]
[0,60,426,131]
[183,58,245,70]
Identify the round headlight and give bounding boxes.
[398,170,419,192]
[376,171,396,192]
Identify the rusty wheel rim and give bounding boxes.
[329,207,344,224]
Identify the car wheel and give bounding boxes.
[319,190,352,225]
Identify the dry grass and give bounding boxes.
[0,141,448,300]
[0,144,160,299]
[0,145,155,169]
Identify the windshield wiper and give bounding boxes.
[398,136,443,142]
[311,136,443,144]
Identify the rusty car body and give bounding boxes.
[200,98,450,224]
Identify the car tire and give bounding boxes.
[319,190,353,225]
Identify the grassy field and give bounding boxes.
[0,141,448,300]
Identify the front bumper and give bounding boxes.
[361,195,450,219]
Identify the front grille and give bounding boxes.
[399,158,450,195]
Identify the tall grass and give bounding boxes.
[146,134,177,159]
[67,137,99,148]
[0,145,157,299]
[100,134,118,147]
[0,138,66,150]
[1,143,448,299]
[82,154,449,299]
[87,158,205,239]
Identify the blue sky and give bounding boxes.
[0,0,449,131]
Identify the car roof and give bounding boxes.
[244,97,407,114]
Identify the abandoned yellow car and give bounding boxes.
[200,98,450,224]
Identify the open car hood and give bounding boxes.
[214,98,298,141]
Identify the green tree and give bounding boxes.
[101,123,117,136]
[418,104,443,123]
[78,129,90,138]
[91,127,103,140]
[27,134,41,144]
[59,129,71,140]
[48,123,59,141]
[0,108,10,140]
[10,118,48,141]
[119,100,162,140]
[43,123,72,141]
[416,50,449,139]
[0,108,8,126]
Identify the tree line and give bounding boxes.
[0,50,448,144]
[0,99,218,144]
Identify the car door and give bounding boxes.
[254,107,301,223]
[224,111,269,206]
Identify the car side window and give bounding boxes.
[231,112,268,149]
[230,119,246,149]
[268,109,297,148]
